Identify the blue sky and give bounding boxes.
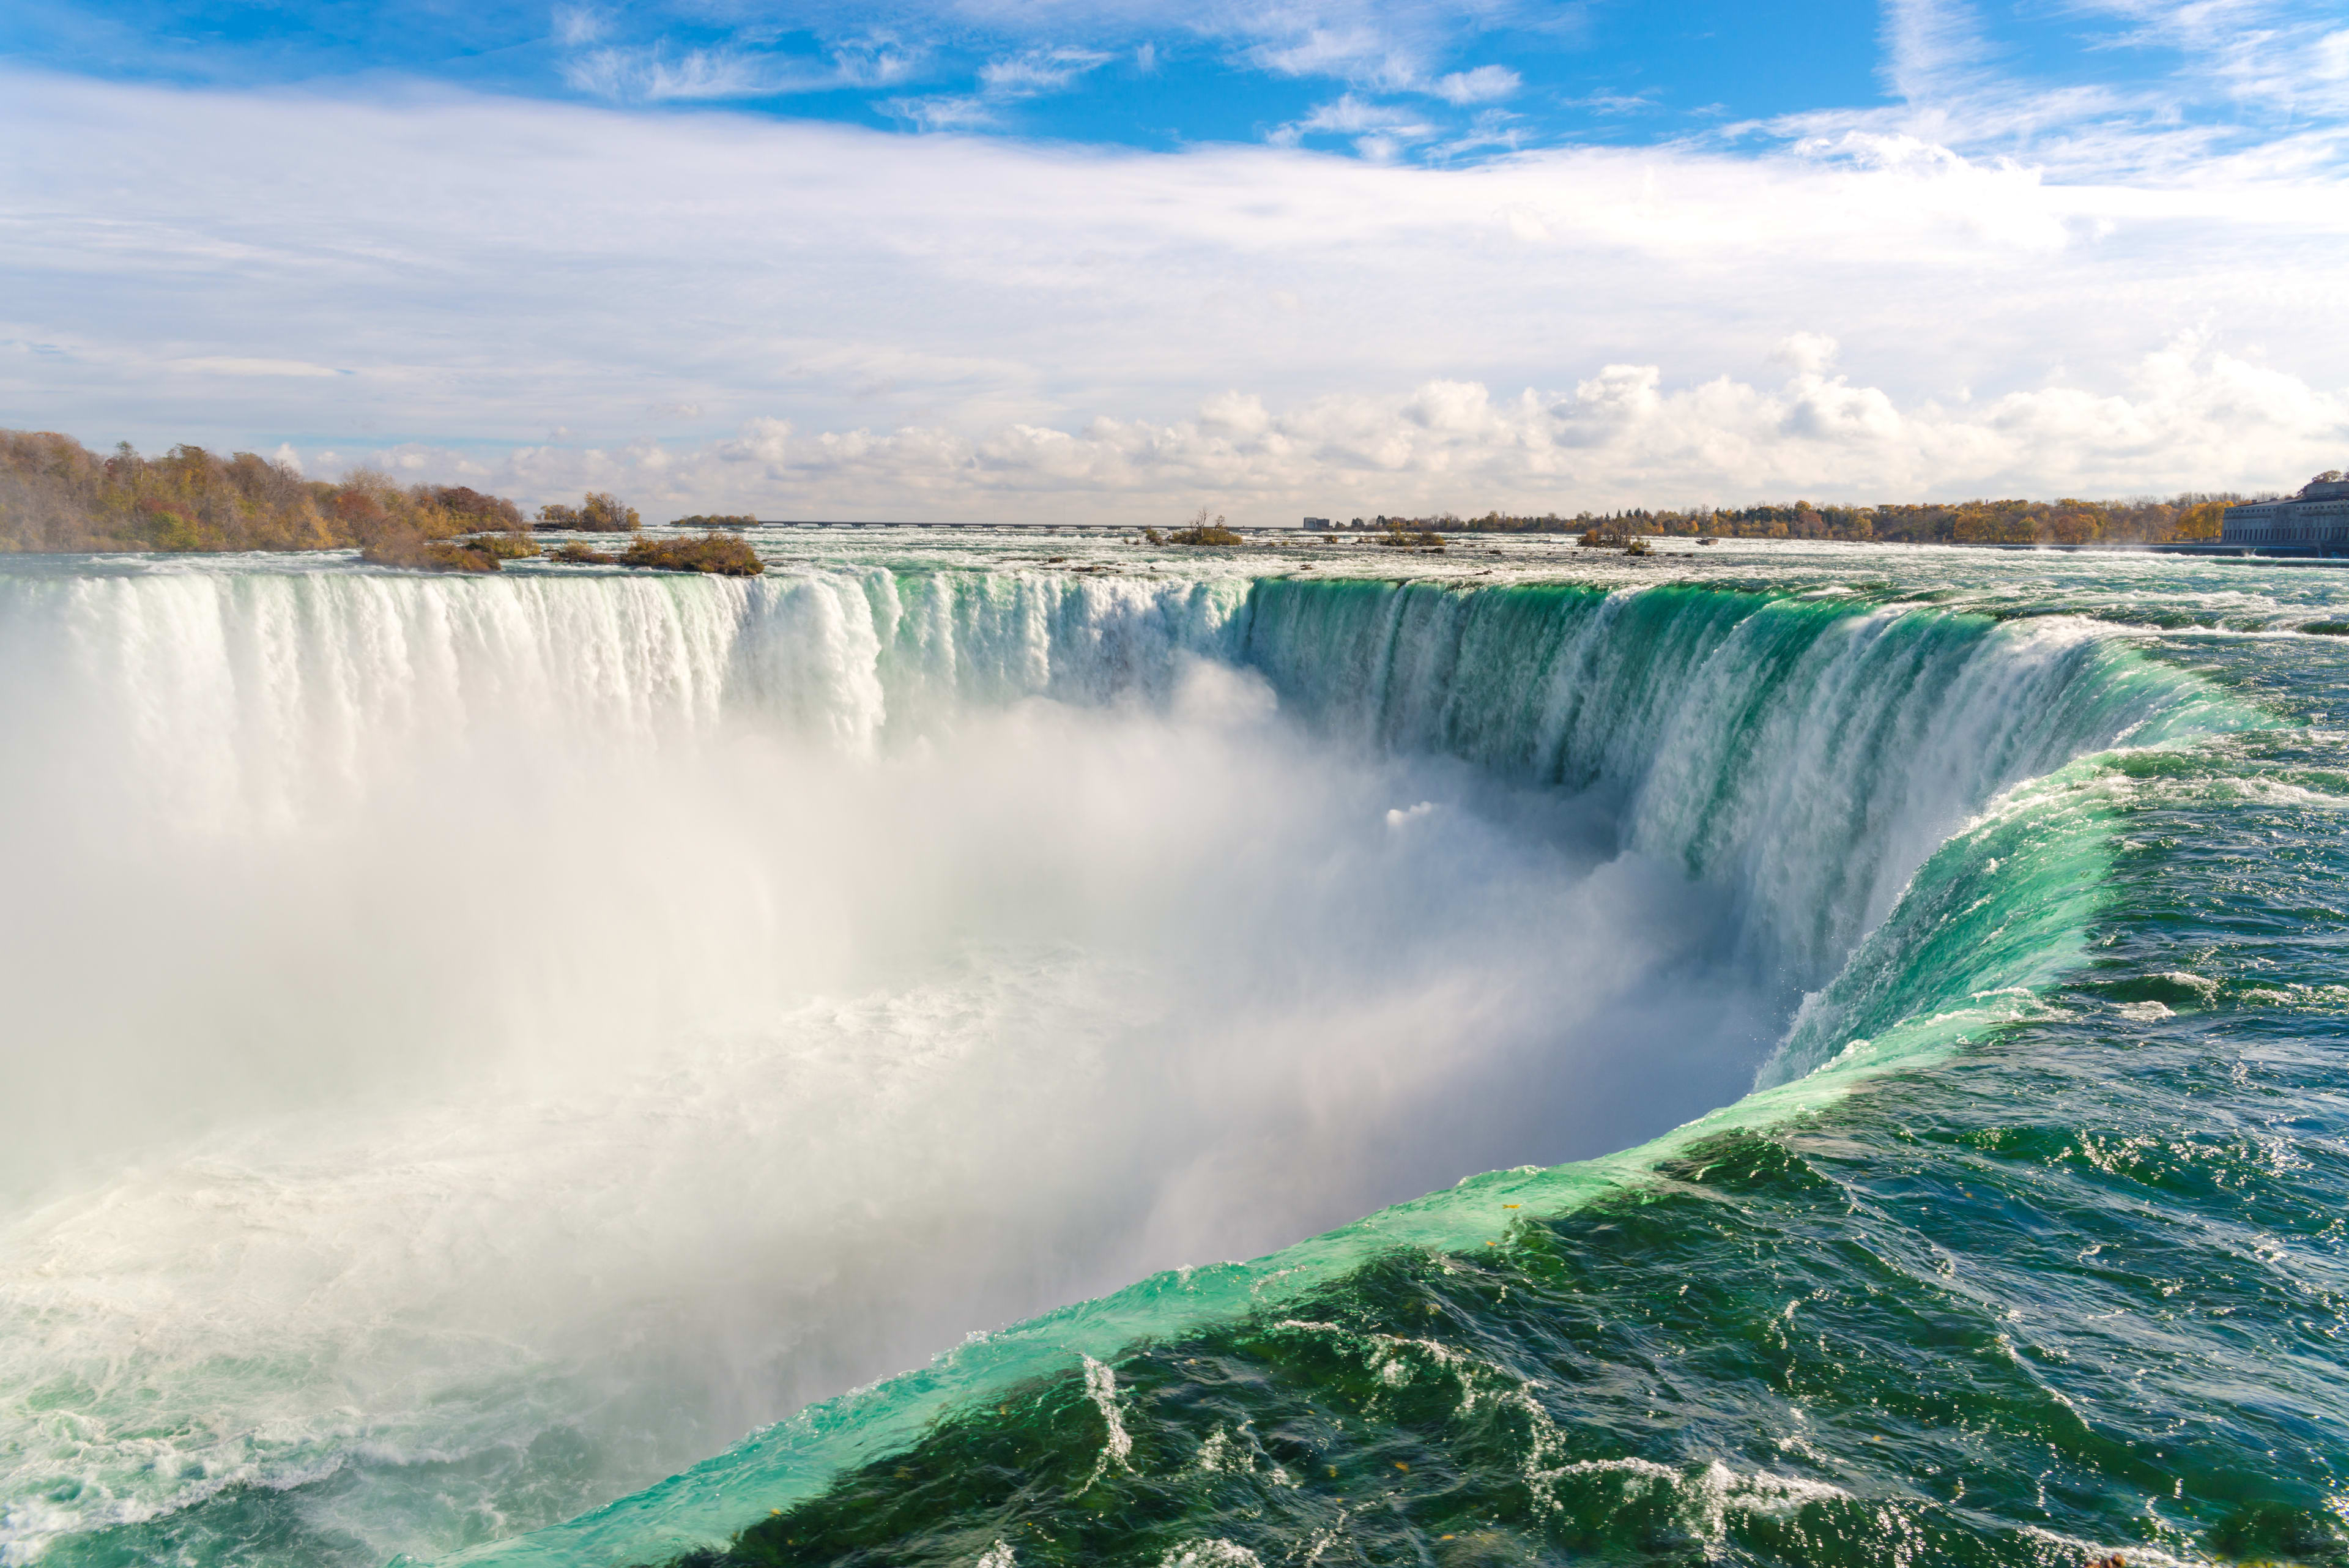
[7,0,2331,157]
[2,0,2346,519]
[6,0,1887,152]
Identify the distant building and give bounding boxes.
[2223,475,2349,548]
[1302,516,1332,530]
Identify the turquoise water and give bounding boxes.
[2,537,2342,1567]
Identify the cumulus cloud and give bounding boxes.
[308,338,2349,522]
[1770,333,1841,376]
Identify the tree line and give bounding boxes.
[0,429,656,555]
[1354,494,2246,545]
[0,426,2272,555]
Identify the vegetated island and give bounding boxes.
[550,533,763,575]
[1143,507,1450,551]
[0,429,759,574]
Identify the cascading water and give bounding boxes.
[0,548,2273,1568]
[1242,578,2230,986]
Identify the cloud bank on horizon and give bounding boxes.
[2,0,2346,521]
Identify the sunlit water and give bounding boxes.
[0,533,2341,1567]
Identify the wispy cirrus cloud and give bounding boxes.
[880,92,1001,130]
[977,46,1115,97]
[1269,92,1439,157]
[1756,0,2349,180]
[1562,87,1658,116]
[1431,64,1520,104]
[560,36,922,102]
[881,43,1113,128]
[551,5,606,48]
[1245,23,1426,91]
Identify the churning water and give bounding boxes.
[0,534,2340,1568]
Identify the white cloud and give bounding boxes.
[882,93,1001,130]
[563,45,828,101]
[2,70,2345,522]
[1770,333,1841,375]
[881,44,1111,128]
[829,39,926,89]
[169,357,343,377]
[977,46,1113,97]
[551,6,606,48]
[310,338,2349,522]
[1272,92,1438,151]
[1756,0,2349,184]
[1564,88,1659,116]
[1431,65,1520,105]
[1246,25,1423,91]
[559,34,922,102]
[1880,0,1994,103]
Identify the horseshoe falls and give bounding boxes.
[2,535,2344,1568]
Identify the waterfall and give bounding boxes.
[0,562,2246,1568]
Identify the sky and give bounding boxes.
[3,0,2347,522]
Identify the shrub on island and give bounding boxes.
[620,533,764,574]
[1579,527,1644,551]
[1375,521,1446,549]
[537,491,640,531]
[551,532,764,575]
[358,531,503,573]
[462,530,541,560]
[1151,506,1243,546]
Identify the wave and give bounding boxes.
[0,565,2252,1568]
